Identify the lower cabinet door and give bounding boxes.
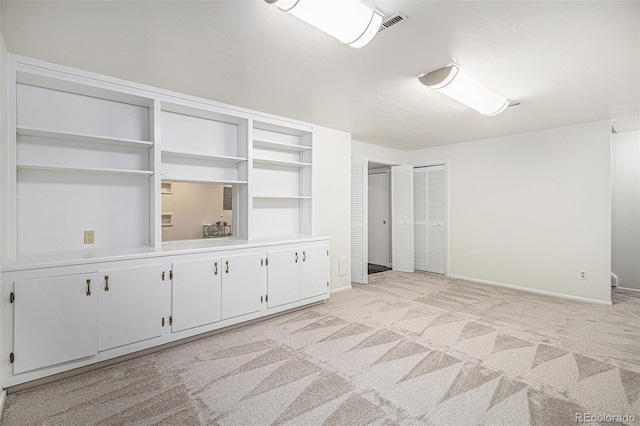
[300,243,331,300]
[13,272,99,374]
[98,264,163,351]
[267,247,300,308]
[172,258,222,333]
[221,251,266,320]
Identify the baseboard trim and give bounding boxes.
[447,274,612,306]
[0,389,6,419]
[617,286,640,293]
[331,285,352,294]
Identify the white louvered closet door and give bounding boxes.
[413,169,428,271]
[351,156,368,284]
[427,166,446,274]
[414,165,447,274]
[391,165,414,272]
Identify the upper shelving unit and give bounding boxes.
[7,55,316,257]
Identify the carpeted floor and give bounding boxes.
[2,271,640,425]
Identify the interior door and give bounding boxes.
[351,156,368,284]
[427,165,446,274]
[391,165,414,272]
[368,171,390,266]
[414,169,428,271]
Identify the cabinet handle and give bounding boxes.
[225,260,229,273]
[104,275,109,292]
[295,252,298,263]
[214,262,218,275]
[86,279,91,296]
[303,251,306,262]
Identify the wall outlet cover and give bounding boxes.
[84,230,95,244]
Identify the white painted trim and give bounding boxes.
[367,157,402,167]
[617,286,640,293]
[447,274,613,306]
[0,389,6,418]
[330,285,352,294]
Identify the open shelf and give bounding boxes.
[161,150,247,163]
[253,195,311,199]
[253,139,311,152]
[17,126,153,149]
[253,158,311,168]
[160,176,247,185]
[17,164,154,177]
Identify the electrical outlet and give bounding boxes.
[579,270,587,280]
[84,230,95,244]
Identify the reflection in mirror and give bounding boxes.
[162,181,233,241]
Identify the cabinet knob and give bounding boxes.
[295,252,298,263]
[225,260,229,273]
[214,262,218,275]
[86,279,91,296]
[104,275,109,291]
[303,251,306,262]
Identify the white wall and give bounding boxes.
[409,121,612,304]
[313,125,351,291]
[612,130,640,290]
[352,140,406,165]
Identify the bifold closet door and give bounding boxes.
[351,156,368,284]
[414,165,446,274]
[391,165,414,272]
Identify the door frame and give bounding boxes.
[369,158,402,272]
[411,160,450,276]
[368,169,391,268]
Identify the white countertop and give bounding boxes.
[2,234,330,272]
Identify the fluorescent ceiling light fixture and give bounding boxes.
[265,0,383,48]
[418,65,510,116]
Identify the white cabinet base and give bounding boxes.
[3,237,330,388]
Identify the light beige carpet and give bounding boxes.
[2,271,639,425]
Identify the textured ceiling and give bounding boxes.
[2,1,639,149]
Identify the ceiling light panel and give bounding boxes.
[266,0,383,48]
[419,65,510,116]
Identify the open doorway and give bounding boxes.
[368,163,392,275]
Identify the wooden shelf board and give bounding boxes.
[253,158,311,168]
[17,126,153,148]
[161,150,247,163]
[253,138,311,152]
[17,164,154,176]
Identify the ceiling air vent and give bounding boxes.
[378,13,408,33]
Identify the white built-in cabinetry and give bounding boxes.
[1,55,329,388]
